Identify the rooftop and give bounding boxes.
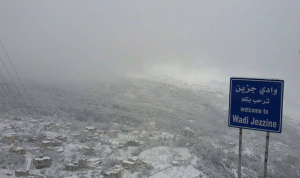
[34,156,51,161]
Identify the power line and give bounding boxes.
[0,55,29,113]
[0,80,15,107]
[0,40,37,111]
[0,69,20,107]
[0,87,6,107]
[0,68,25,113]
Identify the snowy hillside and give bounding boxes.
[0,77,299,177]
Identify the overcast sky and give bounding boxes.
[0,1,300,95]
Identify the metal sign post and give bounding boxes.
[238,128,242,178]
[263,132,270,178]
[229,78,284,178]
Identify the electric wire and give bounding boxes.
[0,40,37,111]
[0,88,5,107]
[0,68,25,113]
[0,55,29,113]
[0,40,54,116]
[0,69,24,112]
[0,80,15,107]
[0,69,20,107]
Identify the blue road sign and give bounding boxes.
[228,78,284,133]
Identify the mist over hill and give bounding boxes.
[14,77,228,132]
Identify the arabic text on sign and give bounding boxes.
[235,86,277,95]
[241,97,270,105]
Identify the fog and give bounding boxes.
[1,2,300,177]
[1,1,300,96]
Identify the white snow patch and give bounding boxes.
[149,165,204,178]
[139,146,192,170]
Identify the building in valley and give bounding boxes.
[2,133,20,143]
[143,119,156,132]
[33,156,52,169]
[104,165,124,178]
[82,146,95,156]
[107,130,118,138]
[182,127,196,139]
[10,146,26,155]
[15,170,29,177]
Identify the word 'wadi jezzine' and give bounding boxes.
[232,115,277,128]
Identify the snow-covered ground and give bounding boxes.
[0,78,299,177]
[139,147,192,169]
[138,146,203,177]
[149,165,205,178]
